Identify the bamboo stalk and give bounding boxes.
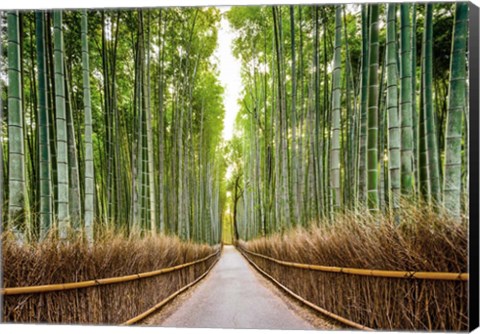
[443,3,469,218]
[386,4,401,215]
[53,10,70,239]
[366,4,380,211]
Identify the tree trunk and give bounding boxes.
[386,4,401,214]
[53,10,70,240]
[444,3,468,218]
[357,5,369,208]
[366,5,380,211]
[289,6,300,224]
[330,6,342,211]
[0,12,3,234]
[82,9,95,244]
[8,11,30,241]
[36,11,52,240]
[423,4,441,205]
[157,10,166,234]
[65,65,81,230]
[400,4,414,195]
[144,12,156,235]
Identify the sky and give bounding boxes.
[214,6,243,142]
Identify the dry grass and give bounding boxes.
[2,231,218,324]
[239,204,468,331]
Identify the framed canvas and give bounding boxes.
[0,0,478,333]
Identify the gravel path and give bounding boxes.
[154,245,315,330]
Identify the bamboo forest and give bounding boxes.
[0,2,475,331]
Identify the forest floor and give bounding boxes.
[141,245,338,329]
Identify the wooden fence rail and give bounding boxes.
[239,247,468,281]
[238,247,373,331]
[1,249,221,296]
[123,255,220,325]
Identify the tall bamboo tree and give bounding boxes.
[0,12,4,230]
[66,66,81,230]
[7,11,30,241]
[272,6,290,228]
[36,11,52,240]
[157,10,166,234]
[144,12,156,235]
[289,6,300,223]
[422,4,441,204]
[386,4,401,214]
[418,56,430,199]
[330,6,342,211]
[357,6,369,207]
[400,4,414,195]
[444,2,468,218]
[366,5,380,211]
[53,10,70,239]
[82,9,94,243]
[411,5,418,195]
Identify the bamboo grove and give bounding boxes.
[0,8,226,244]
[227,3,469,240]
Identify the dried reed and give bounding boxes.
[2,231,218,324]
[239,204,468,331]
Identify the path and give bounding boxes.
[157,245,314,330]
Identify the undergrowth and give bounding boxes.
[2,231,218,324]
[240,204,468,331]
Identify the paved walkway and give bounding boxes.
[160,245,313,330]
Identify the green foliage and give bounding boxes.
[227,3,469,240]
[2,7,226,245]
[0,4,469,245]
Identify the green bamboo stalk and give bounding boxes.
[411,5,418,196]
[279,7,290,227]
[81,9,94,244]
[444,3,468,218]
[26,18,37,228]
[130,13,141,233]
[101,11,113,225]
[53,10,70,240]
[366,4,380,211]
[377,46,387,213]
[297,6,305,225]
[312,6,321,220]
[45,15,58,217]
[65,65,81,230]
[343,8,357,210]
[0,12,3,318]
[157,10,166,234]
[418,58,430,200]
[0,12,3,236]
[7,11,30,241]
[423,4,441,205]
[290,6,300,224]
[321,8,329,218]
[400,4,414,195]
[36,11,52,240]
[330,5,342,211]
[357,5,369,208]
[273,5,290,228]
[145,12,156,235]
[386,4,401,214]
